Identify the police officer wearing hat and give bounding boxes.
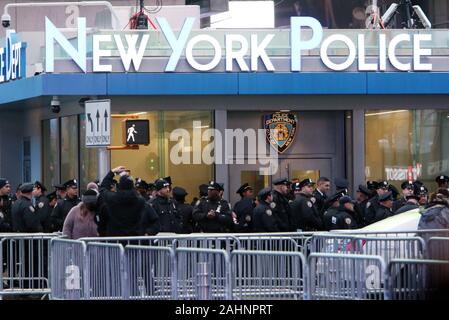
[193,181,233,233]
[233,183,256,233]
[354,185,373,227]
[395,185,420,215]
[417,185,429,207]
[53,183,67,200]
[334,178,349,195]
[323,191,346,230]
[393,181,414,212]
[172,186,194,233]
[271,177,295,231]
[50,179,81,232]
[135,178,150,201]
[11,183,45,232]
[435,175,449,189]
[32,181,52,232]
[148,179,182,233]
[0,178,13,232]
[253,188,282,232]
[290,179,323,231]
[373,191,394,223]
[327,196,358,230]
[365,180,390,225]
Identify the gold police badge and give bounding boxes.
[264,112,298,154]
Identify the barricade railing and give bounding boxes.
[175,247,231,300]
[426,237,449,261]
[310,234,363,254]
[333,229,449,245]
[123,245,175,300]
[386,259,449,300]
[50,238,86,300]
[84,242,125,300]
[230,250,307,300]
[308,253,387,300]
[0,233,61,299]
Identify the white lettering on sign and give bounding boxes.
[43,16,433,73]
[0,30,26,84]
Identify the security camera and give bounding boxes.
[51,96,60,113]
[1,13,11,28]
[413,5,432,29]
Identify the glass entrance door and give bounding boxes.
[276,158,333,186]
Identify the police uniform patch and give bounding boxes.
[265,209,272,216]
[195,200,200,206]
[331,216,337,224]
[307,201,312,208]
[310,197,316,204]
[270,202,276,209]
[345,218,352,225]
[245,215,252,222]
[0,211,4,219]
[366,202,371,209]
[38,202,44,209]
[29,206,35,213]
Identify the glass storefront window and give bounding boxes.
[79,114,100,192]
[42,119,59,188]
[60,116,79,184]
[111,111,213,202]
[365,109,449,192]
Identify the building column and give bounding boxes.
[352,109,366,193]
[214,110,229,201]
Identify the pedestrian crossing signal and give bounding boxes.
[124,120,150,145]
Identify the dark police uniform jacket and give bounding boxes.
[364,194,380,225]
[34,195,52,233]
[233,197,255,232]
[193,197,233,233]
[149,196,182,233]
[323,207,340,231]
[51,195,81,232]
[173,200,195,234]
[0,194,13,232]
[373,205,393,223]
[312,189,327,215]
[327,207,358,230]
[354,199,369,227]
[140,202,160,236]
[253,200,282,232]
[11,195,44,232]
[393,197,407,213]
[290,193,323,231]
[271,190,294,231]
[394,201,419,215]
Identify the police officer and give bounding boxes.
[32,181,52,233]
[417,185,429,207]
[365,180,389,225]
[135,178,150,201]
[253,188,282,232]
[393,182,413,212]
[395,186,420,215]
[172,186,194,234]
[373,191,394,223]
[435,175,449,189]
[0,178,13,232]
[50,179,81,232]
[193,181,233,233]
[271,177,294,231]
[233,183,255,233]
[149,179,182,233]
[11,183,44,232]
[53,183,67,200]
[46,191,58,210]
[354,184,372,227]
[327,196,358,230]
[334,178,349,195]
[290,179,323,231]
[366,181,378,192]
[313,177,330,215]
[323,191,346,230]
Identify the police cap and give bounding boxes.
[339,196,356,205]
[0,178,9,189]
[273,177,290,186]
[236,183,253,195]
[46,191,57,202]
[147,183,156,191]
[366,181,378,190]
[291,182,301,192]
[34,181,47,192]
[208,181,221,191]
[379,191,394,202]
[413,180,424,189]
[155,179,170,191]
[334,178,348,190]
[135,178,149,190]
[435,175,449,183]
[63,179,78,189]
[357,185,372,197]
[328,191,345,204]
[163,176,172,185]
[257,188,272,201]
[20,182,34,193]
[172,186,188,198]
[53,183,65,191]
[400,181,414,190]
[377,181,389,189]
[417,185,428,196]
[298,178,315,189]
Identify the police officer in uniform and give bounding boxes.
[334,178,349,195]
[328,196,358,230]
[271,177,294,231]
[435,175,449,189]
[50,179,81,232]
[290,179,323,231]
[149,179,182,233]
[323,191,346,230]
[393,181,414,212]
[417,185,429,207]
[354,184,372,227]
[32,181,52,233]
[172,186,194,234]
[135,178,150,201]
[365,180,389,225]
[53,183,67,200]
[253,188,282,232]
[11,183,44,232]
[193,181,233,233]
[233,183,255,233]
[0,178,13,231]
[395,186,420,215]
[373,191,394,223]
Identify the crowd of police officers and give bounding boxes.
[1,166,449,235]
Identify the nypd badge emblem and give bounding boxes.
[270,202,276,209]
[38,202,44,209]
[266,209,272,216]
[264,112,298,154]
[345,218,352,225]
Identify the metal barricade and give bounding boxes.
[0,233,59,299]
[231,250,307,300]
[310,234,362,254]
[84,242,125,300]
[123,245,175,300]
[50,238,86,300]
[386,259,449,300]
[426,237,449,261]
[175,247,231,300]
[308,253,387,300]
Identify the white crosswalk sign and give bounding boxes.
[85,100,111,147]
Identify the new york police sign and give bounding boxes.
[0,30,26,84]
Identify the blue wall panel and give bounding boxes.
[42,74,107,95]
[367,73,449,94]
